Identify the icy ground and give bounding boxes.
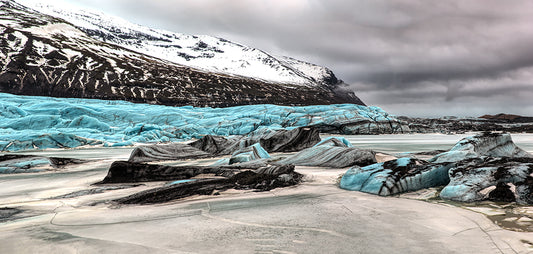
[0,92,393,152]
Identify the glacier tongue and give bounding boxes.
[0,93,397,152]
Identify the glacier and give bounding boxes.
[0,93,395,152]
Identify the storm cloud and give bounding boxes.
[32,0,533,116]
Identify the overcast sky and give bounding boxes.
[26,0,533,117]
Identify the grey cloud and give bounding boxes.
[64,0,533,116]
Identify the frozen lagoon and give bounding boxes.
[13,133,533,159]
[1,133,533,253]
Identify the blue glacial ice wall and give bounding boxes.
[0,93,397,152]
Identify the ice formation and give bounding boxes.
[0,93,395,152]
[0,154,83,174]
[101,160,301,204]
[340,132,533,203]
[277,137,376,168]
[229,143,271,165]
[440,157,533,204]
[430,133,531,163]
[339,158,453,195]
[128,127,319,163]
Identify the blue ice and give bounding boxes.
[0,93,395,152]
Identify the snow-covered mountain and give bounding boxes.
[23,1,340,88]
[0,0,364,106]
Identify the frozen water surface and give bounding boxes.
[1,133,533,252]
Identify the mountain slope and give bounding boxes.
[0,0,364,106]
[24,1,345,89]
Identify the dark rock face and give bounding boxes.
[399,116,533,133]
[0,1,364,107]
[129,127,320,163]
[488,183,516,202]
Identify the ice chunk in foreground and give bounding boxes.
[340,132,533,203]
[339,158,453,195]
[440,157,533,204]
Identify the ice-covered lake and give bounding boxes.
[2,132,533,253]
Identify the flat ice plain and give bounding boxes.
[1,133,533,253]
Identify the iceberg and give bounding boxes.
[339,158,453,195]
[128,127,319,163]
[429,132,531,163]
[440,157,533,204]
[340,132,533,203]
[277,137,376,168]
